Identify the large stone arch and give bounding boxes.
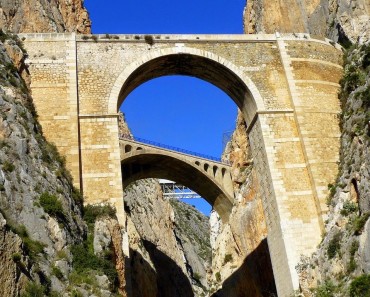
[108,44,324,296]
[107,46,265,123]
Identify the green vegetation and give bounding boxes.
[0,29,11,43]
[193,272,201,283]
[83,204,116,229]
[327,232,342,259]
[69,204,118,292]
[20,282,45,297]
[352,213,370,235]
[341,201,358,216]
[340,64,366,94]
[39,192,65,221]
[41,141,65,166]
[52,265,64,280]
[55,250,67,260]
[223,254,233,265]
[12,252,21,262]
[71,290,84,297]
[70,238,118,291]
[347,256,357,273]
[215,272,221,283]
[326,183,338,205]
[350,240,360,256]
[347,240,360,273]
[2,160,15,172]
[168,198,212,263]
[358,86,370,109]
[349,274,370,297]
[361,43,370,69]
[314,280,336,297]
[8,224,45,260]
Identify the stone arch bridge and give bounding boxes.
[20,33,343,296]
[120,137,234,222]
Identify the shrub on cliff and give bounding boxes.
[39,192,65,221]
[83,204,116,229]
[314,280,336,297]
[349,274,370,297]
[327,232,342,259]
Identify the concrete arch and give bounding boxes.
[121,151,233,222]
[108,46,265,124]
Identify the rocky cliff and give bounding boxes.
[0,29,128,296]
[0,31,83,296]
[0,0,91,34]
[208,111,276,297]
[0,2,126,297]
[123,178,211,297]
[244,0,370,44]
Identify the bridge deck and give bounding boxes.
[119,134,231,166]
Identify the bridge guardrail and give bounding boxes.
[119,134,230,165]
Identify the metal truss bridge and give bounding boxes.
[159,179,202,199]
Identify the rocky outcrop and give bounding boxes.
[169,198,212,290]
[94,216,128,296]
[209,111,276,296]
[0,32,87,296]
[123,178,211,296]
[244,0,370,43]
[0,0,91,34]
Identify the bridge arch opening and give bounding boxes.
[121,152,233,221]
[114,47,274,287]
[113,49,263,217]
[109,48,265,124]
[113,50,260,222]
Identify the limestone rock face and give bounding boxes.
[209,111,276,296]
[94,217,128,296]
[245,0,370,43]
[118,111,132,138]
[0,34,86,296]
[123,178,211,297]
[0,0,91,34]
[0,213,28,297]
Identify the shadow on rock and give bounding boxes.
[212,239,277,297]
[129,240,194,297]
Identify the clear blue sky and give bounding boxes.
[85,0,245,215]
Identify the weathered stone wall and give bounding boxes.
[20,34,81,188]
[21,33,343,296]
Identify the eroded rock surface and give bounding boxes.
[0,0,91,33]
[209,111,276,296]
[244,0,370,43]
[124,178,211,297]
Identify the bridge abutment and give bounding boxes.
[79,115,126,224]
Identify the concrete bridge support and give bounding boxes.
[21,33,343,296]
